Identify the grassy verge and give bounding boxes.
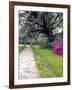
[32,45,63,78]
[19,44,26,52]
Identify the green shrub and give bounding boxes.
[19,38,25,44]
[19,44,26,52]
[38,33,49,48]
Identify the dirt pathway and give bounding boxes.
[18,45,40,79]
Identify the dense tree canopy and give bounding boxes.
[19,10,63,44]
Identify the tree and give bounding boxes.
[19,10,63,44]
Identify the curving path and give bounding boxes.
[18,45,40,79]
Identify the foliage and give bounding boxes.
[19,11,63,44]
[19,38,24,44]
[50,39,63,56]
[19,44,26,52]
[54,47,63,56]
[37,33,49,48]
[32,45,63,78]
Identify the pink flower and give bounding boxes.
[50,40,63,56]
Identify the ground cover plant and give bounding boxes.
[19,44,26,52]
[32,45,63,78]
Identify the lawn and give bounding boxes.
[19,44,26,52]
[32,45,63,78]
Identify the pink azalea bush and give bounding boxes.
[50,39,63,56]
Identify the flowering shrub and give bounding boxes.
[54,47,63,56]
[50,40,63,56]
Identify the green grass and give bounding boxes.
[32,45,63,78]
[19,44,26,52]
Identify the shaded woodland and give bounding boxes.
[19,10,63,45]
[18,10,63,78]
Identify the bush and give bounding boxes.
[37,33,49,48]
[54,47,63,56]
[50,39,63,56]
[19,44,26,52]
[19,38,24,44]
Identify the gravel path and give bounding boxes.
[18,45,40,79]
